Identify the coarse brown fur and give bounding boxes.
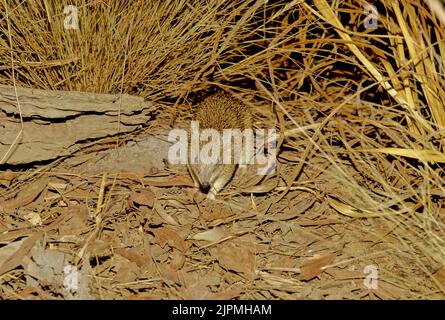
[193,91,252,131]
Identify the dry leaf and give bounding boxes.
[0,238,27,271]
[114,261,140,283]
[241,179,277,193]
[48,182,68,191]
[159,264,182,285]
[183,272,212,299]
[0,178,48,208]
[115,248,149,267]
[88,240,112,257]
[189,228,226,242]
[0,170,20,181]
[24,211,42,226]
[154,201,179,226]
[142,175,195,187]
[267,198,315,221]
[212,241,255,278]
[131,189,155,207]
[374,281,409,299]
[170,249,186,269]
[0,170,20,187]
[212,288,242,300]
[151,227,187,252]
[434,267,445,284]
[0,233,43,276]
[299,253,336,281]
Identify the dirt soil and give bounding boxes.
[1,100,440,300]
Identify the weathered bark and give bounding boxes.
[0,85,155,165]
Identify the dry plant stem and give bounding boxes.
[198,231,249,250]
[0,0,24,165]
[311,0,433,135]
[115,21,133,147]
[74,172,108,266]
[260,267,302,274]
[427,0,445,25]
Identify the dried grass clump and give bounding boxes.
[1,0,289,100]
[1,0,445,299]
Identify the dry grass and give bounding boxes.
[1,0,445,299]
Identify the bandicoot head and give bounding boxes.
[187,90,252,198]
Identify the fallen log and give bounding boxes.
[0,85,155,165]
